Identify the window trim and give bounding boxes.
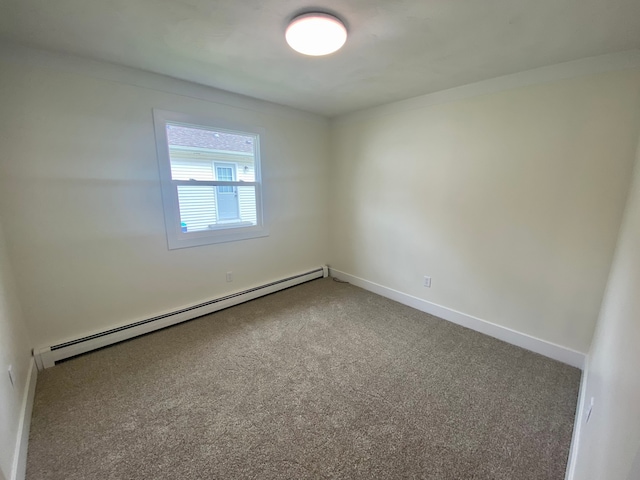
[153,109,268,249]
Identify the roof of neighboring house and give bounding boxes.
[167,124,254,154]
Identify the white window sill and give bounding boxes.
[168,225,269,249]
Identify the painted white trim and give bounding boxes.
[10,358,37,480]
[335,49,640,124]
[153,108,269,250]
[152,109,267,250]
[564,357,590,480]
[35,267,326,369]
[329,268,586,369]
[0,42,327,125]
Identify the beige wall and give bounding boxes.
[329,69,640,353]
[0,55,330,348]
[572,136,640,479]
[2,43,640,480]
[0,219,32,479]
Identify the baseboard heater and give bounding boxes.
[34,266,328,370]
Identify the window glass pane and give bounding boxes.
[170,159,214,181]
[177,185,216,232]
[177,185,257,232]
[236,186,258,226]
[216,166,233,181]
[215,164,235,193]
[237,163,256,183]
[166,124,256,181]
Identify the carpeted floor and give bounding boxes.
[26,278,580,479]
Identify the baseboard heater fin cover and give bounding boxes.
[34,266,328,370]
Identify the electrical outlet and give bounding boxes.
[226,271,233,282]
[7,364,15,388]
[423,276,432,288]
[585,397,595,423]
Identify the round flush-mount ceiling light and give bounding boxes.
[286,12,347,56]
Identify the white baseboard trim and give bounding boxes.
[564,358,589,480]
[35,266,328,369]
[329,268,586,369]
[11,358,37,480]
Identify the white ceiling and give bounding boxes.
[1,0,640,117]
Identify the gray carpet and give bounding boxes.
[26,278,580,479]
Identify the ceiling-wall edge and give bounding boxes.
[332,49,640,125]
[2,41,639,126]
[0,41,330,125]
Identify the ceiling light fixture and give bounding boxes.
[285,12,347,56]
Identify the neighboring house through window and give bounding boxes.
[153,110,267,249]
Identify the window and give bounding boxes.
[153,110,267,249]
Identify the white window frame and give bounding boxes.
[153,109,267,249]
